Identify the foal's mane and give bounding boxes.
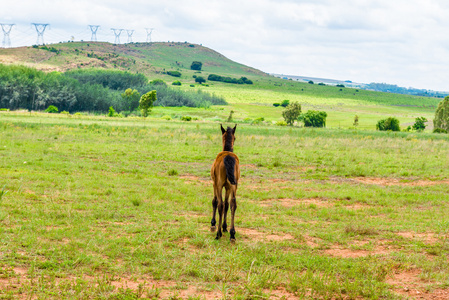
[223,127,234,152]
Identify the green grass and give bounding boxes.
[0,111,449,298]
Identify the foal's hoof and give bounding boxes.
[230,238,236,244]
[210,226,216,232]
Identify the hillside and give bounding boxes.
[0,41,267,80]
[0,41,443,130]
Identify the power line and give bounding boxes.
[0,23,14,47]
[32,23,49,45]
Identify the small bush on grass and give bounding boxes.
[168,169,178,176]
[172,80,181,86]
[302,110,327,128]
[45,105,59,113]
[412,117,427,131]
[181,116,192,121]
[376,117,400,131]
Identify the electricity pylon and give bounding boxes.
[89,25,100,41]
[126,29,134,43]
[0,24,14,47]
[145,28,154,43]
[32,23,49,45]
[111,28,124,44]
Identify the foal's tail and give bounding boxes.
[223,155,237,185]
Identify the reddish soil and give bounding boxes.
[238,227,294,242]
[352,177,449,187]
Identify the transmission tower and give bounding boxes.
[32,23,49,45]
[0,24,14,48]
[145,28,154,43]
[111,28,124,44]
[126,29,134,43]
[88,25,100,41]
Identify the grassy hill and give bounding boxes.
[0,41,443,130]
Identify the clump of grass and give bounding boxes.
[131,199,141,206]
[344,224,378,236]
[0,185,7,201]
[168,169,178,176]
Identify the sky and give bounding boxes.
[1,0,449,91]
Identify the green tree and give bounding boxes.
[121,88,141,112]
[108,106,116,117]
[302,110,328,127]
[282,101,302,126]
[376,117,400,131]
[139,90,156,117]
[195,76,206,84]
[190,61,202,71]
[280,100,290,107]
[353,115,359,127]
[412,117,427,131]
[434,96,449,132]
[45,105,58,113]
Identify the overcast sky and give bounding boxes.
[2,0,449,91]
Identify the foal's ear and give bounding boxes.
[220,124,226,134]
[232,124,237,134]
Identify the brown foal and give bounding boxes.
[210,124,240,242]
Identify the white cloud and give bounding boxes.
[2,0,449,91]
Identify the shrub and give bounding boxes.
[282,102,302,125]
[108,106,116,117]
[150,79,167,86]
[412,117,427,131]
[308,80,314,84]
[0,108,10,111]
[280,100,290,107]
[251,117,265,124]
[353,115,359,127]
[139,90,156,117]
[195,76,206,84]
[172,80,181,86]
[318,82,325,86]
[162,115,172,120]
[273,103,280,107]
[190,61,202,71]
[376,117,400,131]
[302,110,327,127]
[434,96,449,132]
[167,71,181,77]
[226,110,234,122]
[168,169,178,176]
[60,111,70,115]
[336,84,345,88]
[190,84,195,87]
[181,116,192,121]
[433,128,447,134]
[45,105,59,113]
[276,120,287,126]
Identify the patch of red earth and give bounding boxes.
[323,240,395,258]
[180,174,210,185]
[263,286,300,299]
[238,228,294,242]
[240,164,257,169]
[386,269,449,299]
[257,198,334,208]
[396,231,439,244]
[353,177,449,187]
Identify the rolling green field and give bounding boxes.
[1,111,449,299]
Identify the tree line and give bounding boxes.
[0,65,226,113]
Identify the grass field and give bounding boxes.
[1,111,449,299]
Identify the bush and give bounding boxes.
[139,90,156,117]
[434,96,449,132]
[251,117,265,124]
[433,128,447,134]
[181,116,192,121]
[195,76,206,84]
[336,84,345,88]
[172,80,181,86]
[318,83,325,86]
[273,103,280,107]
[282,102,302,125]
[167,71,181,77]
[108,106,116,117]
[190,61,202,71]
[45,105,59,113]
[280,100,290,107]
[60,111,70,115]
[150,79,166,86]
[302,110,327,127]
[308,80,314,84]
[376,117,400,131]
[276,120,287,126]
[412,117,427,131]
[162,115,172,120]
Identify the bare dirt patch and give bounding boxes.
[352,177,449,187]
[238,227,294,242]
[257,198,334,208]
[323,240,394,258]
[386,269,449,299]
[396,231,439,244]
[180,174,210,185]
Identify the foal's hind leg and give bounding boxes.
[229,186,238,243]
[222,187,230,233]
[210,195,218,232]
